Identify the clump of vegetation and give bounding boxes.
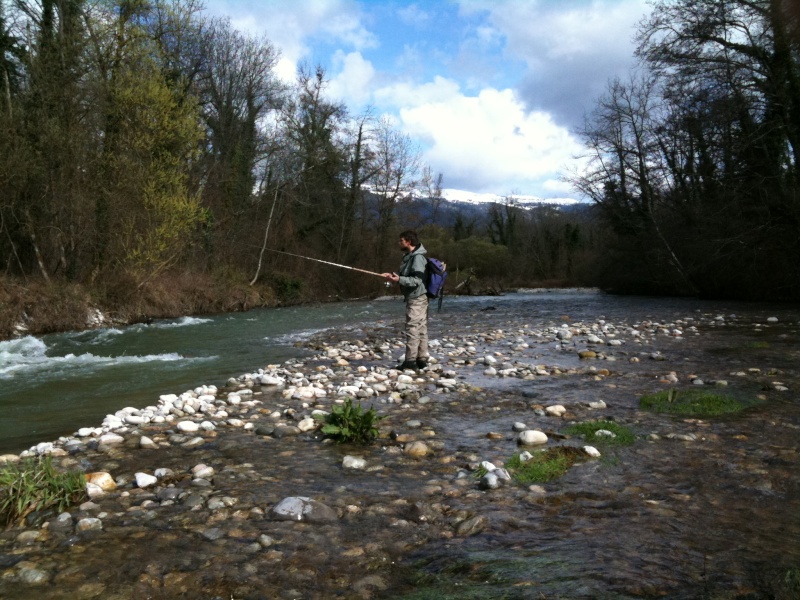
[0,457,86,528]
[639,388,745,417]
[564,421,636,446]
[746,341,770,349]
[315,398,383,444]
[505,447,586,484]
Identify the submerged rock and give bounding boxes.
[270,496,337,523]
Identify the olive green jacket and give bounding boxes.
[397,244,428,301]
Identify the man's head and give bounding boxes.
[399,230,420,250]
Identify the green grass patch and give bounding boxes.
[0,456,86,528]
[639,388,745,417]
[746,341,770,349]
[563,421,635,446]
[505,447,586,484]
[314,397,383,444]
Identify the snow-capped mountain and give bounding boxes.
[439,188,580,206]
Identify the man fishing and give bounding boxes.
[381,230,430,371]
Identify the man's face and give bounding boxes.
[399,237,414,252]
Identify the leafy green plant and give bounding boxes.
[640,388,745,417]
[563,421,636,446]
[505,447,585,484]
[0,456,86,527]
[314,398,383,444]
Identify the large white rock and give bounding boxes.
[176,421,199,433]
[98,433,125,446]
[545,405,566,416]
[135,472,158,488]
[518,430,548,446]
[584,446,601,457]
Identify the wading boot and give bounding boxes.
[397,360,418,371]
[416,358,428,369]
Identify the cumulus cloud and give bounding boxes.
[328,51,377,105]
[377,78,584,195]
[209,0,376,81]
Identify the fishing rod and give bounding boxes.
[265,248,386,278]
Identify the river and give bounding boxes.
[1,290,798,599]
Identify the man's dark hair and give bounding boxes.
[399,230,420,247]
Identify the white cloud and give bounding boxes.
[375,78,583,194]
[209,0,376,81]
[328,51,376,105]
[397,4,432,26]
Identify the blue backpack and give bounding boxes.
[425,258,447,311]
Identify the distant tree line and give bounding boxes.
[572,0,800,300]
[0,0,597,317]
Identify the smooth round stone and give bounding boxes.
[124,415,147,425]
[139,436,158,449]
[85,472,116,491]
[545,405,566,416]
[16,530,42,545]
[297,417,317,432]
[17,565,50,585]
[272,425,301,438]
[154,468,175,478]
[518,451,534,462]
[518,430,548,445]
[456,515,487,536]
[512,422,527,432]
[588,400,607,409]
[192,464,215,479]
[584,446,601,457]
[98,433,124,446]
[135,472,158,488]
[480,461,497,472]
[270,496,337,523]
[342,455,367,470]
[579,350,597,359]
[76,517,103,532]
[404,441,430,458]
[479,473,499,490]
[176,421,199,433]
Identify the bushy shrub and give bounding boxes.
[314,398,383,444]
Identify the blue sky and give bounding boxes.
[204,0,651,199]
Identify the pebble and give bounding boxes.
[270,497,338,523]
[518,430,548,445]
[135,472,158,488]
[76,517,103,532]
[404,441,430,458]
[342,455,367,469]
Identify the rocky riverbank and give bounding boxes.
[1,306,799,599]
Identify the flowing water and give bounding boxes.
[1,290,799,599]
[0,299,411,454]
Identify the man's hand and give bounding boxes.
[381,272,399,283]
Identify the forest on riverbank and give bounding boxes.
[1,0,798,340]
